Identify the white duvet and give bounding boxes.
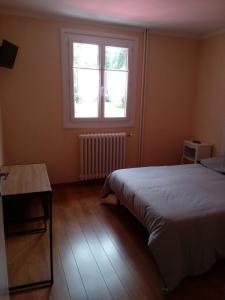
[102,164,225,292]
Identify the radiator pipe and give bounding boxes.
[138,28,149,166]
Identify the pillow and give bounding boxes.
[200,156,225,174]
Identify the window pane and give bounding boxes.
[74,68,99,118]
[104,70,128,118]
[105,46,128,70]
[73,43,99,68]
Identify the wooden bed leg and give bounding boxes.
[116,198,121,207]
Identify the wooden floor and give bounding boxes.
[6,183,225,300]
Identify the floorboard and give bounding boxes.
[6,182,225,300]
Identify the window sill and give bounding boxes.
[64,119,134,128]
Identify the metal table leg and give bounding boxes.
[8,191,53,292]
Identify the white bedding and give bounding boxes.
[102,164,225,292]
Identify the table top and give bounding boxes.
[184,140,213,147]
[1,164,51,197]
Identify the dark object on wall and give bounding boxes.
[0,40,18,69]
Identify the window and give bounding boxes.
[61,29,138,128]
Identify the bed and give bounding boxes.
[101,161,225,292]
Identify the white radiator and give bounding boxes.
[80,133,126,180]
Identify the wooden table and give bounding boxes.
[1,164,53,292]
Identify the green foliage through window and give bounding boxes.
[105,47,128,70]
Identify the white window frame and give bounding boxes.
[61,28,138,128]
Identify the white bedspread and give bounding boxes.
[102,164,225,292]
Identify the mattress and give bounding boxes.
[101,164,225,292]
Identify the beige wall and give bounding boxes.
[0,14,200,183]
[193,34,225,155]
[0,15,144,183]
[142,34,200,166]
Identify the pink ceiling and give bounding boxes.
[1,0,225,36]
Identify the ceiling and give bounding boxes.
[1,0,225,36]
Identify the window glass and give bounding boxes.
[104,46,128,118]
[73,43,100,118]
[104,70,127,118]
[73,69,99,118]
[73,43,99,68]
[105,46,128,70]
